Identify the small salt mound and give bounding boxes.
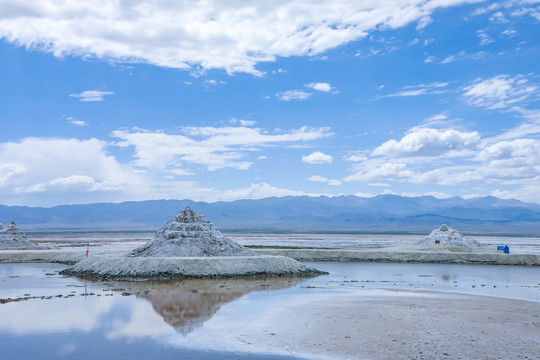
[0,222,40,250]
[417,224,481,247]
[130,207,255,257]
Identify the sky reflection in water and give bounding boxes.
[1,262,539,359]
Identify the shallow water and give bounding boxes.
[1,262,538,359]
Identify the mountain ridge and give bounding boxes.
[1,195,539,236]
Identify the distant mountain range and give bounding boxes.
[1,195,540,236]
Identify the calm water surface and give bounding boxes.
[1,262,539,359]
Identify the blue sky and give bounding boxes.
[0,0,539,206]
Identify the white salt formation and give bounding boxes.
[131,207,255,257]
[417,224,481,247]
[0,222,39,250]
[61,208,326,280]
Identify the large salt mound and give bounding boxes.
[130,207,255,257]
[61,208,326,280]
[0,222,40,250]
[417,224,481,247]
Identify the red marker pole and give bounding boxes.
[86,243,89,257]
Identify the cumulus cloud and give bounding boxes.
[112,126,332,171]
[308,175,341,186]
[463,74,539,110]
[373,128,480,157]
[344,160,414,183]
[345,154,368,162]
[0,131,336,205]
[229,118,256,126]
[0,137,142,204]
[489,11,509,23]
[67,117,87,126]
[276,90,311,101]
[69,90,114,102]
[475,138,540,162]
[219,183,308,201]
[301,151,333,164]
[345,132,540,205]
[305,82,333,92]
[0,0,477,75]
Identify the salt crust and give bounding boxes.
[130,207,255,257]
[0,222,41,250]
[61,208,325,279]
[60,254,324,280]
[417,224,481,246]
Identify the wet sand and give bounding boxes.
[232,290,540,360]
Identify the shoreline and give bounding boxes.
[2,246,539,266]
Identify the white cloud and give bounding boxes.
[0,163,25,186]
[379,82,448,98]
[219,183,305,201]
[308,175,341,186]
[230,118,256,126]
[424,113,448,122]
[368,183,390,187]
[510,6,540,21]
[345,154,368,162]
[276,90,311,101]
[472,3,500,16]
[204,79,226,86]
[305,82,333,92]
[373,128,480,157]
[345,133,540,204]
[441,55,455,64]
[501,29,517,36]
[67,117,87,126]
[463,74,539,110]
[416,16,433,30]
[0,1,478,75]
[0,137,142,204]
[69,90,114,102]
[0,133,339,205]
[216,183,336,202]
[112,126,332,171]
[301,151,333,164]
[477,29,494,46]
[50,175,96,187]
[433,50,488,65]
[489,11,509,23]
[354,192,377,198]
[344,160,414,182]
[475,138,540,162]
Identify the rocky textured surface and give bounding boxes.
[253,247,540,266]
[60,208,326,279]
[417,224,481,246]
[4,247,540,266]
[60,255,326,280]
[0,222,40,250]
[130,207,255,257]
